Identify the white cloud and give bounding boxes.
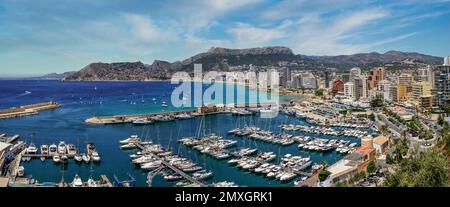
[290,8,396,55]
[124,13,178,43]
[226,23,286,48]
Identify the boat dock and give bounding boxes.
[85,103,277,125]
[0,134,20,143]
[22,153,75,158]
[134,143,206,187]
[0,101,62,119]
[85,109,196,125]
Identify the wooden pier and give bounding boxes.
[134,143,206,187]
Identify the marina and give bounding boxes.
[21,141,102,165]
[0,80,371,187]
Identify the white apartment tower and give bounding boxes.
[344,82,355,99]
[444,56,450,66]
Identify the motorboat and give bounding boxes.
[182,165,202,173]
[132,155,155,164]
[82,153,90,163]
[91,151,101,162]
[161,101,168,107]
[40,145,49,154]
[86,143,96,155]
[26,143,38,154]
[17,166,25,177]
[49,144,57,155]
[87,178,98,187]
[152,115,174,122]
[66,144,77,155]
[227,159,240,165]
[52,155,61,163]
[193,170,213,180]
[280,172,297,181]
[129,153,143,159]
[74,154,83,162]
[71,174,83,187]
[140,161,162,170]
[58,141,67,154]
[294,176,308,186]
[60,155,68,163]
[175,113,193,120]
[132,119,154,125]
[120,135,140,144]
[163,173,183,181]
[120,143,136,150]
[212,181,239,187]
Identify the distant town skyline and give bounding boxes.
[1,0,450,76]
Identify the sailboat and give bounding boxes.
[86,158,97,187]
[74,138,83,163]
[71,174,83,187]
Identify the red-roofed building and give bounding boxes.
[332,79,344,96]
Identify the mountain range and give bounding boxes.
[63,46,443,81]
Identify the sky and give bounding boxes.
[0,0,449,76]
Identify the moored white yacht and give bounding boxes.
[26,143,38,154]
[74,154,83,162]
[120,135,140,144]
[40,145,49,154]
[82,153,90,163]
[66,144,77,155]
[58,141,67,154]
[49,144,57,155]
[91,151,101,162]
[60,155,68,163]
[52,155,61,163]
[132,119,154,125]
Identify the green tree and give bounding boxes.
[334,180,349,187]
[315,89,324,97]
[438,114,444,126]
[318,169,332,182]
[380,124,389,135]
[368,113,376,121]
[367,160,378,174]
[386,153,394,164]
[371,96,384,107]
[320,160,328,167]
[383,149,449,187]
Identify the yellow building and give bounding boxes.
[396,84,411,102]
[412,82,433,107]
[412,82,432,100]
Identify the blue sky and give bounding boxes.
[0,0,449,76]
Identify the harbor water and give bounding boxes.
[0,80,368,186]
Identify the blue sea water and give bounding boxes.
[0,80,363,187]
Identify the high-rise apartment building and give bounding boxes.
[368,67,385,90]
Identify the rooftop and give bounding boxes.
[373,135,389,145]
[355,146,375,156]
